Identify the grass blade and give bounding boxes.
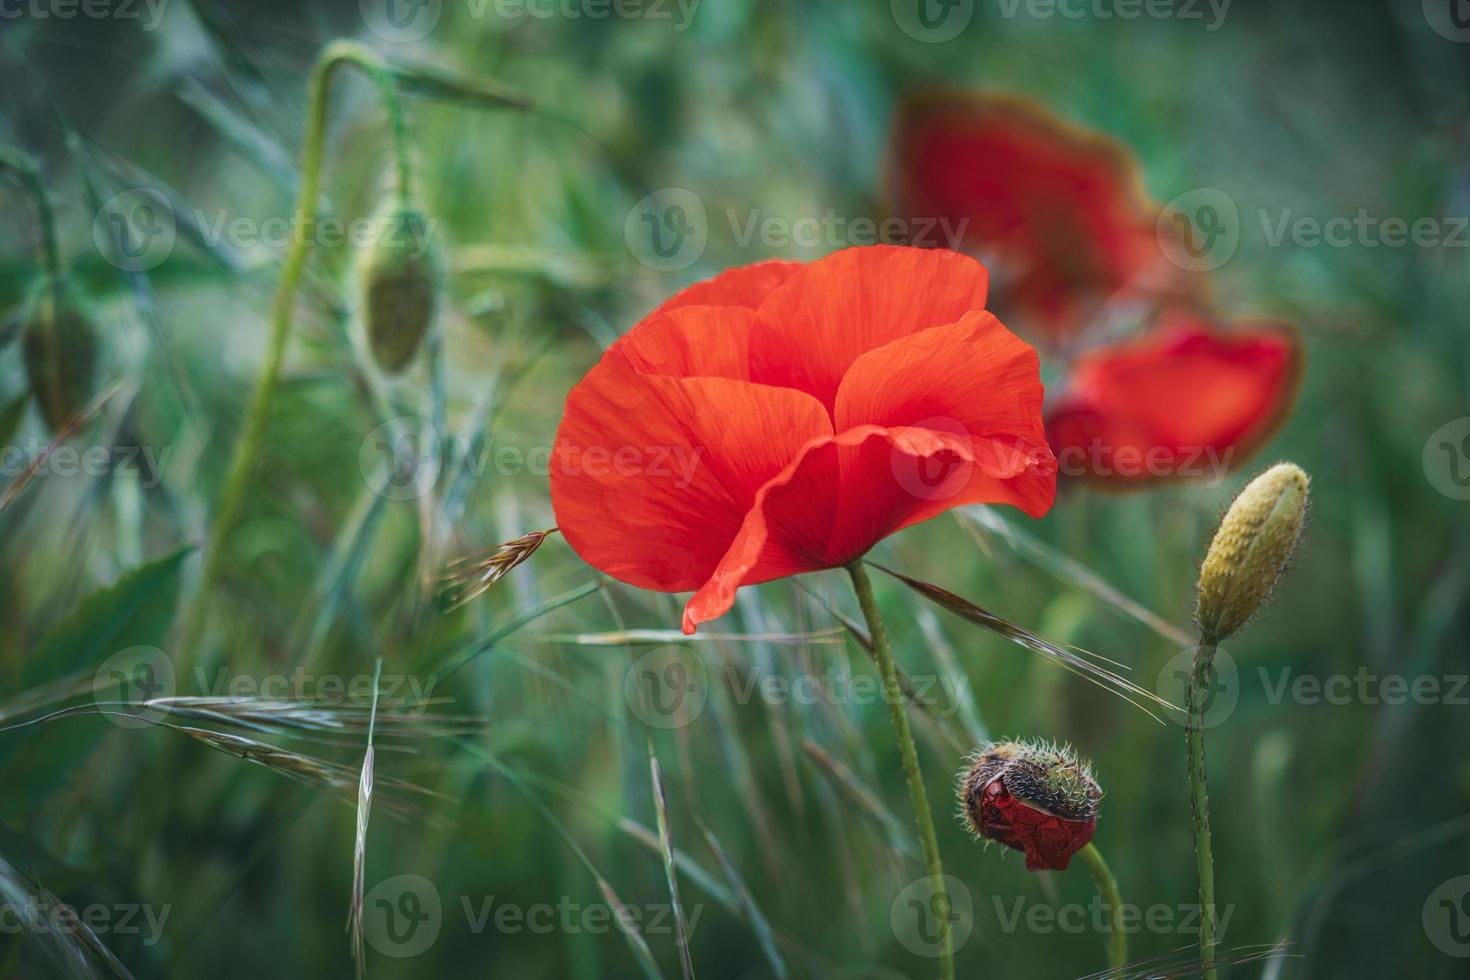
[872,563,1176,721]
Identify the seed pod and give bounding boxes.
[359,206,443,374]
[1196,462,1309,643]
[959,739,1101,871]
[23,278,98,432]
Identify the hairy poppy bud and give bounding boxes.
[359,206,443,374]
[959,739,1101,871]
[23,278,98,432]
[1196,462,1309,643]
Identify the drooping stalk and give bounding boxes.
[177,41,414,670]
[0,149,64,289]
[1077,841,1127,971]
[1187,640,1218,980]
[847,561,954,980]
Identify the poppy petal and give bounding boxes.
[619,305,758,381]
[748,245,990,410]
[1045,311,1301,486]
[552,351,831,592]
[888,92,1189,346]
[836,310,1048,457]
[681,423,1050,633]
[649,259,803,317]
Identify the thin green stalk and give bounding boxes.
[0,148,64,286]
[1078,842,1127,972]
[177,41,414,670]
[1187,640,1218,980]
[847,561,953,980]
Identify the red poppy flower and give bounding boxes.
[887,91,1190,348]
[1045,310,1301,486]
[551,246,1057,633]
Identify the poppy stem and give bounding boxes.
[176,40,413,672]
[1187,640,1219,980]
[847,561,954,980]
[1077,842,1127,971]
[0,148,65,290]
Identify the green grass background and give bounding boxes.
[1,1,1467,977]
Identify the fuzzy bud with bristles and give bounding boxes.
[23,278,97,433]
[959,739,1101,871]
[359,206,443,374]
[1196,462,1309,643]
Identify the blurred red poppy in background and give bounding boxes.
[551,246,1057,633]
[1046,310,1300,486]
[889,91,1190,349]
[888,91,1301,486]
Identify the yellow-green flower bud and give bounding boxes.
[359,206,443,374]
[23,278,98,432]
[1196,462,1310,643]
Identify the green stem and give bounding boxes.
[0,148,66,288]
[176,41,414,671]
[847,561,954,980]
[1187,640,1219,980]
[1078,842,1127,972]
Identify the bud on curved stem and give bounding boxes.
[179,40,419,671]
[2,149,98,432]
[360,204,444,374]
[22,279,98,433]
[0,149,64,284]
[1196,462,1310,644]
